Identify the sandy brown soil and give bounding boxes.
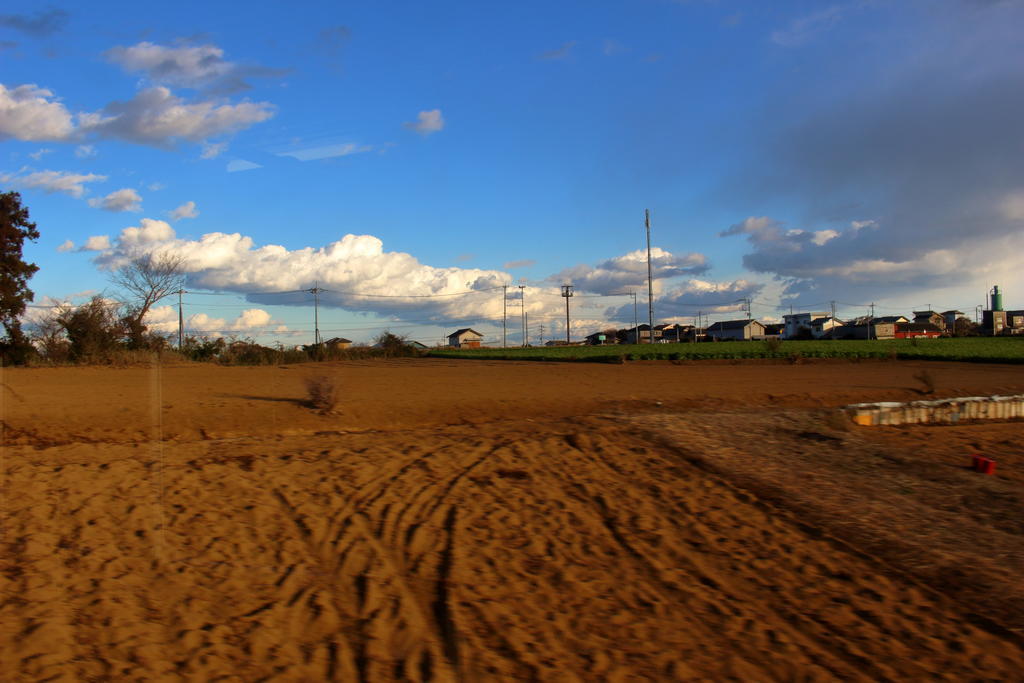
[2,358,1023,680]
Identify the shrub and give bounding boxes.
[304,374,338,414]
[912,369,936,395]
[764,337,782,354]
[57,296,125,362]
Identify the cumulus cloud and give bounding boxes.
[169,200,198,220]
[56,239,74,252]
[82,87,274,147]
[144,305,281,336]
[28,148,51,160]
[551,247,708,295]
[403,109,444,135]
[0,9,68,37]
[0,168,106,197]
[81,235,111,251]
[88,188,142,212]
[88,222,512,321]
[75,144,96,158]
[0,84,77,141]
[104,41,287,95]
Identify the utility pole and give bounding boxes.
[631,291,638,341]
[307,282,325,348]
[502,284,507,348]
[868,302,876,340]
[519,284,526,347]
[562,284,574,344]
[177,288,185,349]
[539,323,545,346]
[645,209,654,343]
[524,311,529,347]
[830,300,836,321]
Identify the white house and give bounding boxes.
[447,328,483,348]
[783,312,829,339]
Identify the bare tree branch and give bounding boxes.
[110,253,186,347]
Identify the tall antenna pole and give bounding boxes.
[502,284,507,348]
[631,291,638,343]
[519,285,526,347]
[645,209,654,343]
[562,284,574,344]
[306,281,325,348]
[177,288,184,348]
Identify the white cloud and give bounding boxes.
[552,247,709,295]
[75,144,97,158]
[277,142,373,161]
[200,141,227,159]
[82,235,111,251]
[0,168,107,197]
[1,82,275,149]
[227,159,261,172]
[56,239,75,252]
[104,41,287,94]
[403,109,444,135]
[88,188,143,212]
[28,148,51,160]
[82,87,274,147]
[0,84,76,141]
[145,305,282,337]
[106,42,233,89]
[169,200,199,220]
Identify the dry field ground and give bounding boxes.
[1,358,1023,681]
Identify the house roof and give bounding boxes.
[912,310,940,316]
[897,322,943,332]
[940,310,965,315]
[449,328,482,337]
[324,337,352,344]
[707,319,761,331]
[783,312,829,320]
[811,317,844,326]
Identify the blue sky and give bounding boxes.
[4,0,1024,344]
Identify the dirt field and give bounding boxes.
[2,358,1023,680]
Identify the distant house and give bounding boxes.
[895,322,943,339]
[706,319,765,341]
[324,337,352,349]
[625,324,658,344]
[585,329,618,345]
[810,317,845,339]
[763,323,784,338]
[655,324,692,343]
[304,337,352,353]
[941,310,964,329]
[913,310,946,330]
[447,328,483,348]
[783,312,829,339]
[873,315,909,325]
[843,320,896,340]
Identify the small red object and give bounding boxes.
[979,458,997,475]
[971,454,983,471]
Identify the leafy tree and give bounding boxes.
[0,191,40,361]
[110,253,185,348]
[57,296,124,362]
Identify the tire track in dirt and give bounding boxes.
[4,419,1024,681]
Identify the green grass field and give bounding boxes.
[427,337,1024,364]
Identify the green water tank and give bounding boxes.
[992,285,1004,311]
